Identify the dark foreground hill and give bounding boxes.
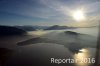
[0,25,26,36]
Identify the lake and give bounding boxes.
[0,27,99,66]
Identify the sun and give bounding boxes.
[72,10,86,21]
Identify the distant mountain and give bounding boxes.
[14,25,77,31]
[0,25,26,36]
[30,25,49,29]
[15,26,36,31]
[44,25,76,30]
[14,25,49,31]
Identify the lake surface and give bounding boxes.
[0,27,99,66]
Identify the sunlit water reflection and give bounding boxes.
[73,48,96,66]
[0,27,98,66]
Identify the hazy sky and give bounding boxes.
[0,0,100,26]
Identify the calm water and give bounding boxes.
[0,27,99,66]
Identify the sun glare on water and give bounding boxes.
[72,10,86,22]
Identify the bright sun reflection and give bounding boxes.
[74,48,90,66]
[72,10,86,21]
[79,49,87,52]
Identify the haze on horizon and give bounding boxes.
[0,0,100,27]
